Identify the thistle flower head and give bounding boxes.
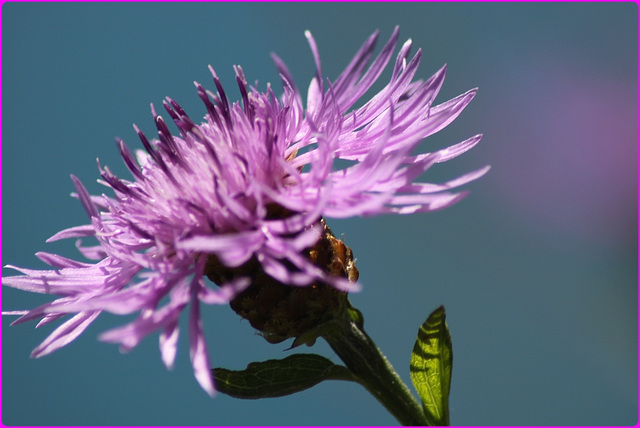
[3,27,488,395]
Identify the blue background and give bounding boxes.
[2,2,637,426]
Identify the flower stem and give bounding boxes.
[321,312,429,426]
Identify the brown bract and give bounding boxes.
[204,218,358,345]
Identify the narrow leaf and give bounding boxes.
[213,353,356,399]
[410,305,453,426]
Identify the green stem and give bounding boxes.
[321,314,429,426]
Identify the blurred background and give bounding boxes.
[2,3,637,426]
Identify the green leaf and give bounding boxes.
[212,353,356,399]
[409,305,453,426]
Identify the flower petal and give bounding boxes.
[31,311,101,358]
[188,289,215,396]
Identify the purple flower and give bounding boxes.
[3,28,488,395]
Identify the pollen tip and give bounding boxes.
[208,65,218,79]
